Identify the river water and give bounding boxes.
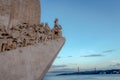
[44,74,120,80]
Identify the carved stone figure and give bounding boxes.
[45,23,50,33]
[39,23,45,33]
[44,23,52,40]
[52,18,62,39]
[54,18,62,30]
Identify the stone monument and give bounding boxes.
[0,0,65,80]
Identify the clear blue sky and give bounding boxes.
[41,0,120,71]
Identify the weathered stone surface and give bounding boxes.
[0,0,40,29]
[0,37,65,80]
[0,1,65,80]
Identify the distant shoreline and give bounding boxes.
[57,69,120,76]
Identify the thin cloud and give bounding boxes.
[51,65,67,68]
[114,63,120,67]
[109,63,120,68]
[102,49,116,53]
[111,60,120,63]
[49,65,68,73]
[49,67,76,73]
[81,54,104,57]
[68,56,72,57]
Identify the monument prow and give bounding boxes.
[0,37,65,80]
[0,0,65,80]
